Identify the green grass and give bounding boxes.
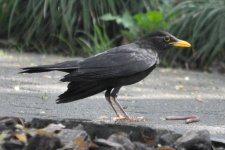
[0,0,224,70]
[0,0,163,56]
[101,10,168,41]
[167,0,225,69]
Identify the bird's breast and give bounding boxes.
[106,64,157,87]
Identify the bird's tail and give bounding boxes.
[56,81,105,103]
[20,60,80,73]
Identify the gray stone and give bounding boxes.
[0,117,24,131]
[175,130,213,150]
[108,132,135,150]
[216,148,225,150]
[95,138,124,150]
[211,137,225,149]
[133,142,153,150]
[95,132,135,150]
[25,135,62,150]
[57,128,91,150]
[159,132,181,146]
[2,139,24,150]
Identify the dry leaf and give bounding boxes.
[90,141,98,148]
[97,115,109,120]
[196,95,203,102]
[15,124,24,130]
[0,132,7,141]
[15,133,27,142]
[157,146,174,150]
[175,84,184,91]
[32,123,65,135]
[42,94,48,100]
[74,137,86,149]
[32,129,52,135]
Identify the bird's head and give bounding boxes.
[136,31,191,51]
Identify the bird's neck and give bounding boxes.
[135,40,155,49]
[135,41,165,58]
[156,49,165,59]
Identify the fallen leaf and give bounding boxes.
[74,137,86,149]
[175,84,184,91]
[15,124,24,130]
[42,94,48,100]
[31,129,52,135]
[30,124,65,136]
[46,123,65,130]
[96,115,109,120]
[0,132,7,141]
[90,141,98,148]
[15,133,27,142]
[157,146,174,150]
[196,95,203,102]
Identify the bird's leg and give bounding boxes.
[105,88,123,118]
[110,87,144,122]
[110,87,129,118]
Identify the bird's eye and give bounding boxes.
[164,36,170,42]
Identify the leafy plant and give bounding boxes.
[0,0,15,36]
[134,11,168,35]
[0,0,163,55]
[76,24,112,55]
[167,0,225,69]
[101,10,168,41]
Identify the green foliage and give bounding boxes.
[0,0,161,55]
[167,0,225,69]
[134,11,168,35]
[101,11,168,41]
[0,0,118,54]
[76,24,111,55]
[101,12,135,29]
[0,0,14,35]
[0,0,224,70]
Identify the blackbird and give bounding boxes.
[21,31,191,122]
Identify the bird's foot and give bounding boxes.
[165,115,200,124]
[113,116,145,122]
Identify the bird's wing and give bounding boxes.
[61,43,158,82]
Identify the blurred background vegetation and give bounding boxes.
[0,0,224,71]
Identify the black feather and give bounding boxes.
[20,60,80,73]
[56,81,105,103]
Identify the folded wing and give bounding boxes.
[61,43,158,82]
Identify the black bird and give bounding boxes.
[21,31,191,122]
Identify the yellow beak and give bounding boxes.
[171,40,191,48]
